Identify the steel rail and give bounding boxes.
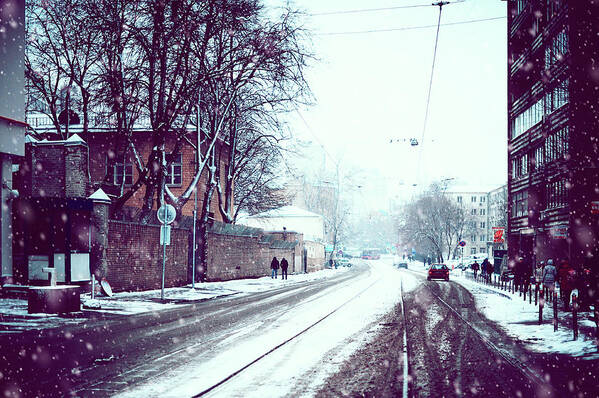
[422,281,557,396]
[193,275,382,397]
[399,278,410,398]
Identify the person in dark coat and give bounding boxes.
[558,259,576,310]
[280,258,289,280]
[482,258,492,282]
[472,260,480,280]
[271,257,279,279]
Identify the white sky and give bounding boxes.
[273,0,508,210]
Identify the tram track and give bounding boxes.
[407,271,556,397]
[193,274,383,397]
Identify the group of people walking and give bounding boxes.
[471,258,493,281]
[513,257,588,311]
[270,257,289,279]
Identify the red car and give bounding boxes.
[427,263,449,281]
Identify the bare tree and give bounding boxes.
[397,183,468,262]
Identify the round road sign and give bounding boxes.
[459,240,466,247]
[157,204,176,224]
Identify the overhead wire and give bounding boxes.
[415,2,451,187]
[310,3,432,16]
[316,16,505,36]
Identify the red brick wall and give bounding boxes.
[205,232,296,281]
[106,221,189,292]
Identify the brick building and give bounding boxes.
[507,1,599,271]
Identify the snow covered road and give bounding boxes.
[114,259,418,397]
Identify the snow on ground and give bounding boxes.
[114,259,419,398]
[0,267,350,331]
[451,272,599,359]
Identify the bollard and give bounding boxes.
[554,291,558,332]
[573,294,578,341]
[539,288,544,325]
[523,284,527,301]
[529,284,532,304]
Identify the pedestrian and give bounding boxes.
[481,260,487,281]
[514,257,526,292]
[542,258,557,298]
[521,258,532,294]
[280,257,289,280]
[482,258,492,282]
[535,261,545,285]
[472,260,480,280]
[271,256,279,279]
[558,258,576,310]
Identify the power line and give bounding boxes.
[310,3,432,17]
[416,1,446,186]
[317,16,505,36]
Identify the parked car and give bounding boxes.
[427,263,450,281]
[337,258,351,267]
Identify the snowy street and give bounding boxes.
[2,258,598,397]
[1,260,412,397]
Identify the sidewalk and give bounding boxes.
[452,268,599,359]
[0,267,349,333]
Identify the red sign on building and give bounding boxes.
[591,201,599,215]
[492,227,505,243]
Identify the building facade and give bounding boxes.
[446,191,492,257]
[507,1,599,270]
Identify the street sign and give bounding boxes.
[157,204,176,224]
[458,240,466,247]
[325,245,334,253]
[160,225,171,245]
[591,201,599,214]
[492,227,505,243]
[550,225,568,239]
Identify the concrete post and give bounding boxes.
[1,155,15,284]
[89,189,110,281]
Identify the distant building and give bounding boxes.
[507,1,599,270]
[445,190,492,257]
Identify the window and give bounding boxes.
[480,209,486,216]
[471,248,477,255]
[471,196,477,203]
[533,145,544,170]
[511,190,528,218]
[471,234,476,242]
[544,28,568,70]
[510,97,544,139]
[457,196,462,203]
[480,222,486,229]
[545,79,569,113]
[107,155,133,186]
[547,0,563,20]
[544,126,569,164]
[471,209,477,215]
[512,153,528,178]
[480,196,486,203]
[166,153,182,186]
[479,248,486,253]
[547,179,567,209]
[480,235,485,242]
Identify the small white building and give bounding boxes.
[238,205,325,242]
